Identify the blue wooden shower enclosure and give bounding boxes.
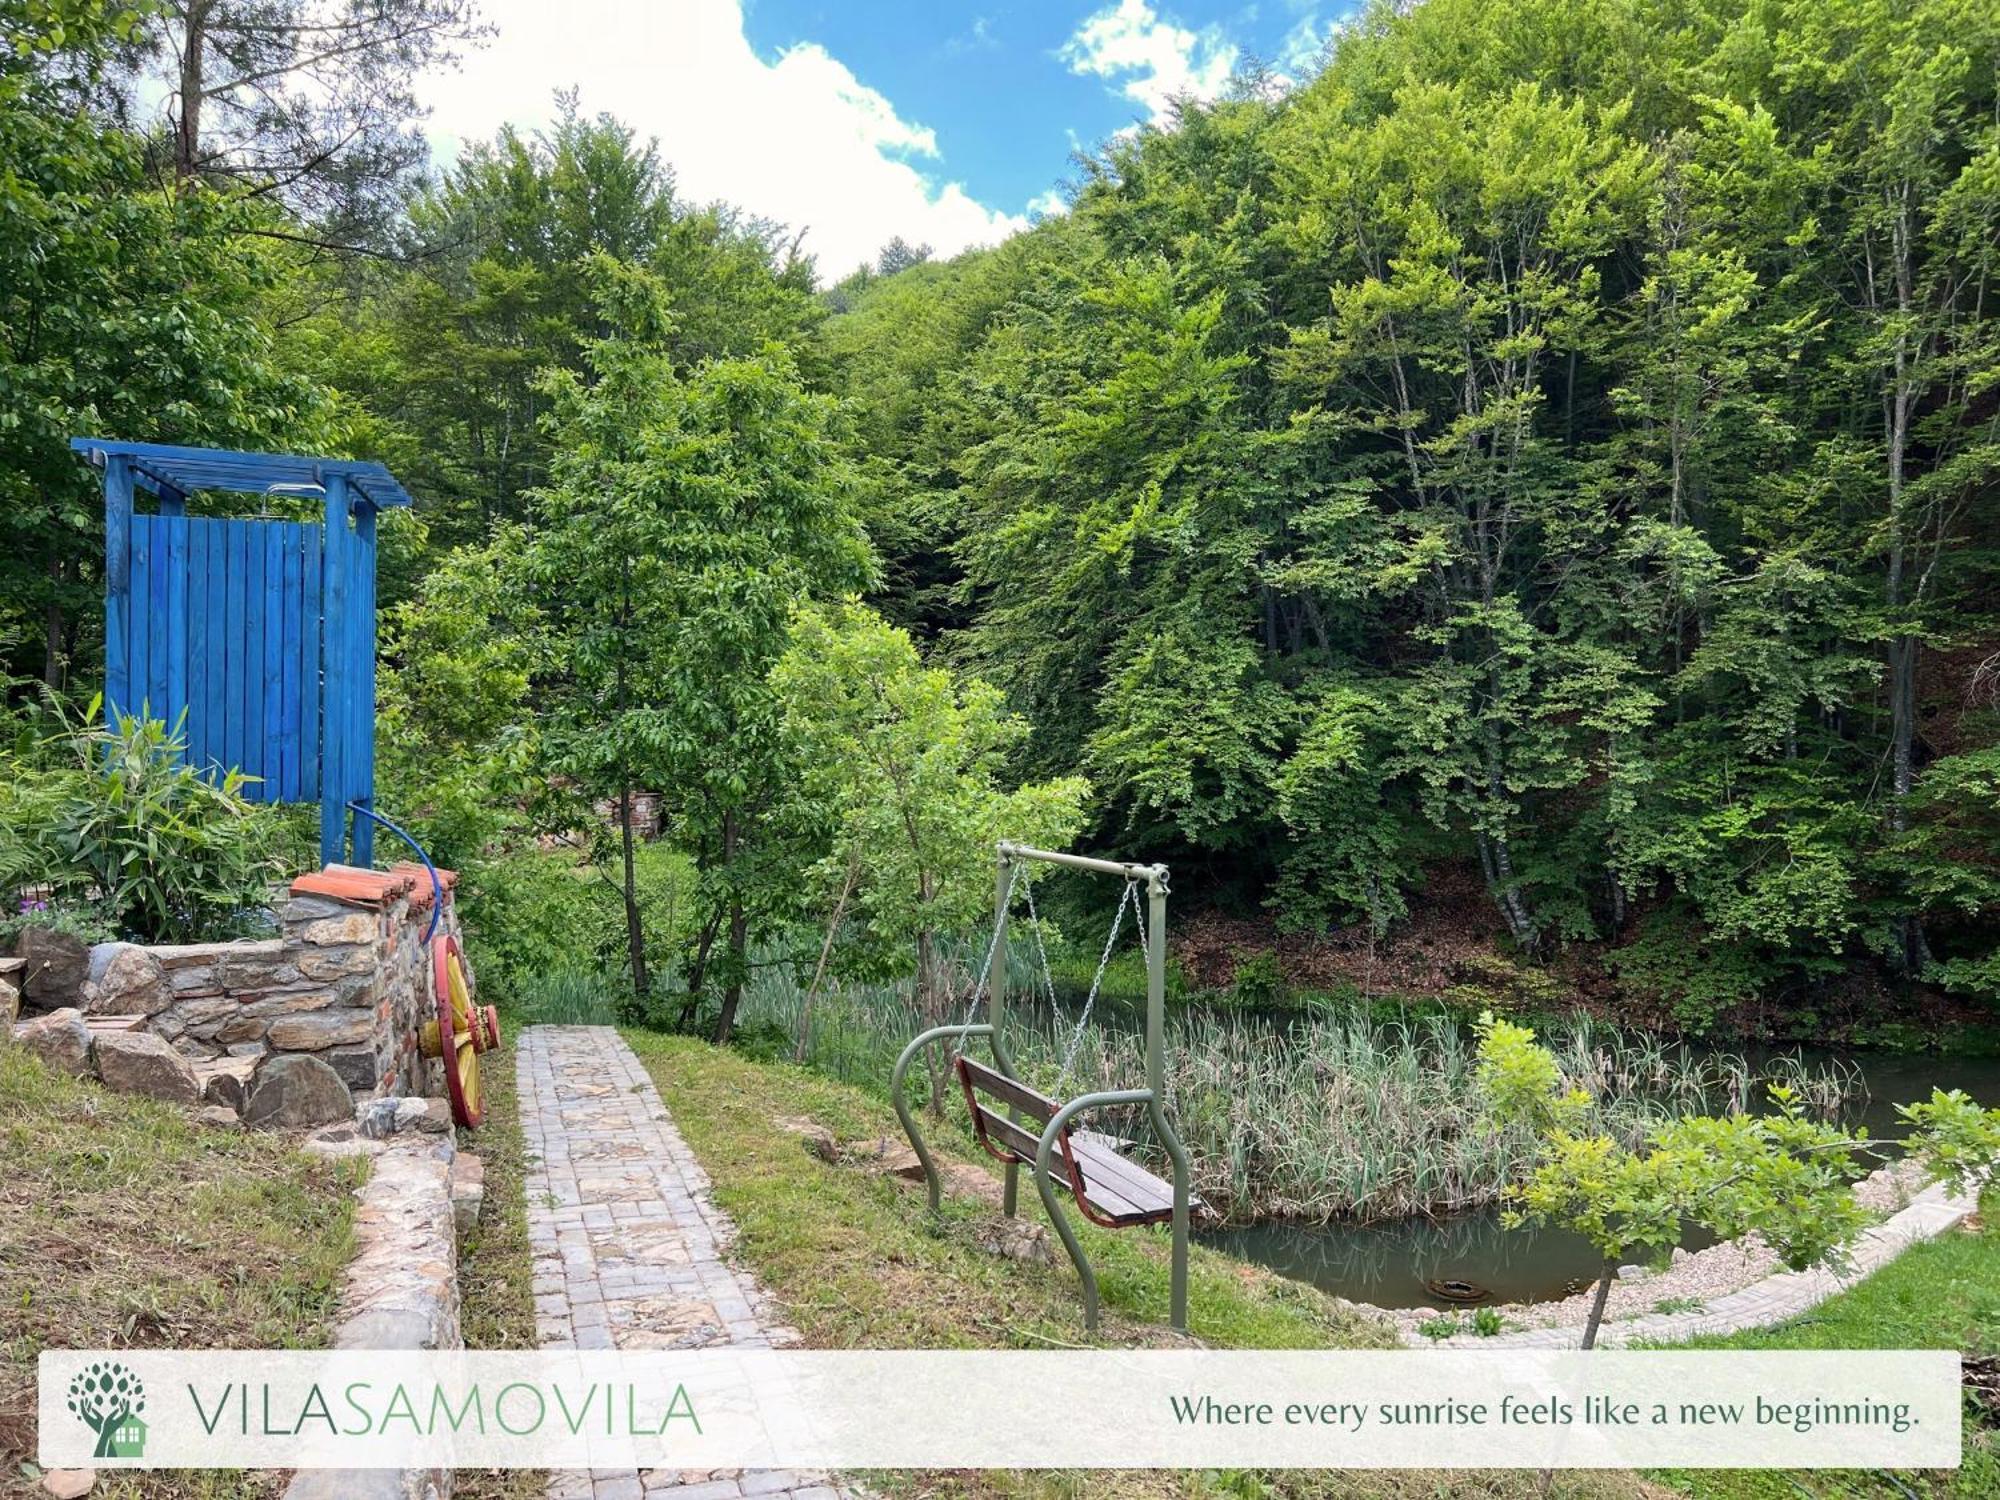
[72,438,415,867]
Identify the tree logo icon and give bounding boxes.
[66,1360,148,1458]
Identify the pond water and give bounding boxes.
[1200,1048,2000,1311]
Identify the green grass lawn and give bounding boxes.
[0,1044,361,1500]
[1649,1191,2000,1500]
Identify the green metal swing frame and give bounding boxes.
[890,841,1194,1332]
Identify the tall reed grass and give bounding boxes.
[732,970,1863,1225]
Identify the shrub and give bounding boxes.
[460,842,695,1001]
[0,705,283,943]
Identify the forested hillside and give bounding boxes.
[3,0,1997,1038]
[817,0,2000,1029]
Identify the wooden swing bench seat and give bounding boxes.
[955,1055,1197,1229]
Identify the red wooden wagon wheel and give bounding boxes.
[418,934,483,1128]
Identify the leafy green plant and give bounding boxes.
[460,844,694,1002]
[1415,1312,1462,1341]
[0,899,116,950]
[2,704,283,943]
[1471,1306,1504,1337]
[1479,1013,2000,1351]
[1226,951,1287,1010]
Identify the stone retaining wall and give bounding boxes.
[44,862,466,1103]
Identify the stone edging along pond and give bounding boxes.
[1399,1176,1980,1350]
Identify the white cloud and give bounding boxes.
[419,0,1029,276]
[1060,0,1238,127]
[1026,187,1070,220]
[1277,11,1344,82]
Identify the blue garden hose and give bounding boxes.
[344,801,445,946]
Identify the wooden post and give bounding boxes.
[103,454,133,728]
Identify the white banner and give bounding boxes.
[40,1349,1960,1470]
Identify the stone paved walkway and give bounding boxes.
[519,1025,849,1500]
[1420,1178,1980,1349]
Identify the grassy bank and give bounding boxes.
[0,1046,359,1500]
[623,1029,1654,1500]
[625,1030,1392,1350]
[1651,1190,2000,1499]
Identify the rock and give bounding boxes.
[85,943,171,1016]
[197,1054,259,1111]
[281,894,349,924]
[298,912,378,947]
[449,1152,485,1235]
[18,925,89,1005]
[359,1095,432,1140]
[0,974,18,1028]
[244,1053,355,1129]
[216,1014,268,1045]
[266,1007,374,1051]
[326,1045,385,1093]
[974,1217,1052,1265]
[39,1469,96,1499]
[1617,1263,1654,1281]
[12,1008,92,1076]
[302,1122,382,1160]
[876,1144,926,1181]
[211,940,299,991]
[174,996,238,1029]
[797,1125,840,1163]
[1671,1246,1689,1265]
[414,1097,453,1134]
[91,1029,201,1103]
[196,1104,244,1130]
[240,987,340,1020]
[296,945,378,981]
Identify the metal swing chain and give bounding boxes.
[1052,878,1145,1085]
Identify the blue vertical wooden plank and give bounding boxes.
[163,514,188,739]
[274,526,297,800]
[204,521,229,781]
[129,516,152,724]
[301,526,322,801]
[319,478,350,866]
[243,522,269,800]
[184,521,207,773]
[262,525,284,799]
[103,456,133,727]
[351,503,378,865]
[223,521,246,779]
[148,515,164,724]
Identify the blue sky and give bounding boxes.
[738,2,1335,214]
[420,1,1348,276]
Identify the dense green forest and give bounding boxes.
[5,0,1999,1040]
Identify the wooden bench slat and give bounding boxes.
[1070,1138,1184,1214]
[972,1104,1045,1164]
[957,1056,1056,1124]
[958,1056,1193,1228]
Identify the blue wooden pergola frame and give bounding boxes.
[73,437,414,868]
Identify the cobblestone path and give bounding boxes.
[519,1024,850,1500]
